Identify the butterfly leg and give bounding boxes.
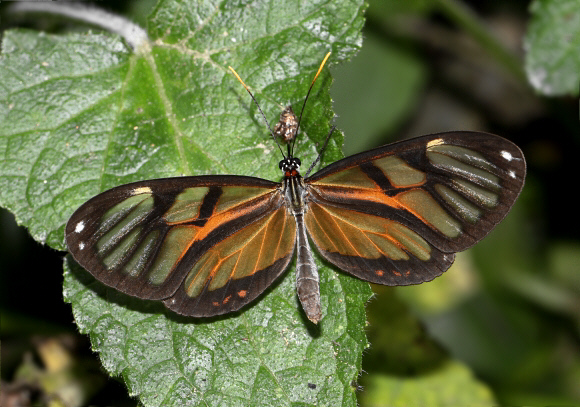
[294,213,321,323]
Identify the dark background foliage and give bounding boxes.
[2,0,579,406]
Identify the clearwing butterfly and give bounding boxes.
[65,53,526,323]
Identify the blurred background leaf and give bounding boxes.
[360,361,495,407]
[525,0,580,96]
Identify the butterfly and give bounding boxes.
[65,53,526,323]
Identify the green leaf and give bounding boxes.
[63,255,371,406]
[359,361,496,407]
[0,30,132,247]
[525,0,580,96]
[0,0,371,406]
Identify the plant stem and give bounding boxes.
[8,2,149,50]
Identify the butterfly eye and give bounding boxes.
[279,158,301,171]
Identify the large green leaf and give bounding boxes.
[0,0,371,405]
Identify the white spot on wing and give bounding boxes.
[508,170,516,179]
[75,221,85,233]
[500,151,513,161]
[132,186,152,195]
[79,242,85,250]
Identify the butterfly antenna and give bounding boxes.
[304,125,335,178]
[229,66,286,158]
[291,52,331,157]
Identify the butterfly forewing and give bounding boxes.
[304,131,526,285]
[65,175,295,316]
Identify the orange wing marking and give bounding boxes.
[322,186,462,238]
[183,208,294,298]
[308,203,402,258]
[324,208,365,258]
[313,181,461,238]
[306,204,431,261]
[194,194,275,242]
[313,185,399,208]
[305,205,343,254]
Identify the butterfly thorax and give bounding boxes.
[280,157,308,215]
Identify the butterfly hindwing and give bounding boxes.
[305,131,526,285]
[65,175,295,316]
[163,205,296,316]
[303,201,455,285]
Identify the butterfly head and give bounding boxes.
[279,157,301,177]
